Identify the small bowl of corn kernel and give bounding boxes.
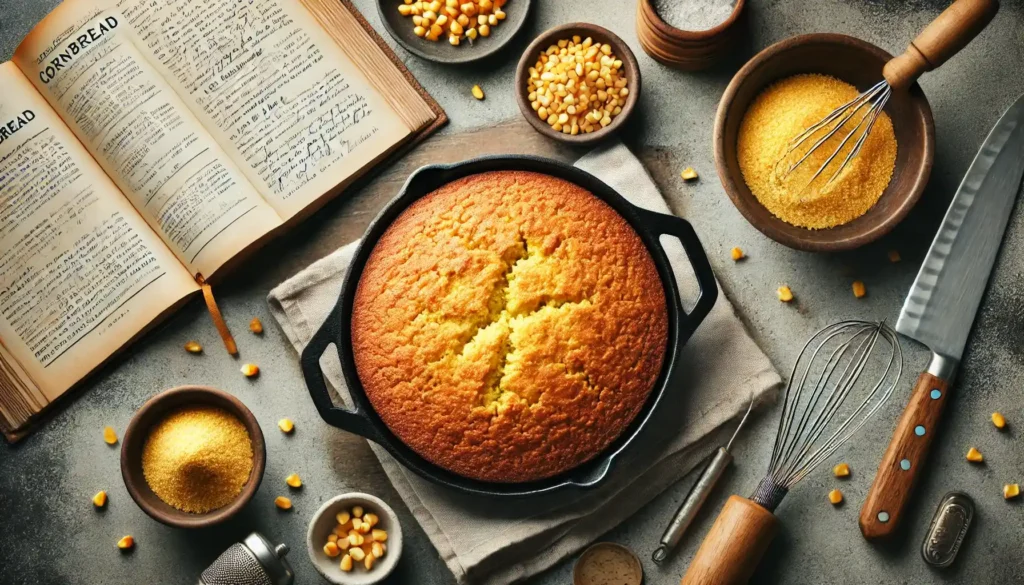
[515,22,641,145]
[307,493,403,585]
[378,0,532,64]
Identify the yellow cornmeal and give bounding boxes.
[142,406,253,513]
[738,74,897,229]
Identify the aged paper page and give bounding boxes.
[112,0,411,219]
[13,5,283,277]
[0,62,198,401]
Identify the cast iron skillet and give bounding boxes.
[301,155,718,497]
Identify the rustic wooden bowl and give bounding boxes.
[515,23,641,146]
[714,33,935,252]
[636,0,746,71]
[120,386,266,529]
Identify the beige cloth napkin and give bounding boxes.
[267,141,780,585]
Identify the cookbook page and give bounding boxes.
[0,62,198,401]
[110,0,412,219]
[12,4,284,278]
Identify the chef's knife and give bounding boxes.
[860,94,1024,539]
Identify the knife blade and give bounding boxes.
[860,93,1024,540]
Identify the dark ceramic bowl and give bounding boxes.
[714,33,935,252]
[515,23,641,145]
[120,386,266,529]
[377,0,531,64]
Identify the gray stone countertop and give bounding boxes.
[1,0,1023,584]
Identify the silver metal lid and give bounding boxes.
[198,532,293,585]
[244,532,294,585]
[921,492,974,568]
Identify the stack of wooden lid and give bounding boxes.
[636,0,746,70]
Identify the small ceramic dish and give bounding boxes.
[572,542,643,585]
[636,0,746,70]
[307,493,404,585]
[377,0,532,64]
[714,33,934,252]
[120,386,266,529]
[514,23,641,146]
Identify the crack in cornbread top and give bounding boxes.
[351,171,668,483]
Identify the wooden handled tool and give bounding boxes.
[680,496,777,585]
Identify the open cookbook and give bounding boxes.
[0,0,445,439]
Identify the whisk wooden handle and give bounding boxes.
[859,371,952,539]
[680,496,778,585]
[883,0,999,91]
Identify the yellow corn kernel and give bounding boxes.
[479,24,490,36]
[966,447,984,463]
[1004,483,1021,500]
[249,317,264,334]
[337,536,351,551]
[364,513,379,527]
[457,13,469,26]
[336,511,351,525]
[371,529,388,542]
[117,535,135,550]
[103,426,118,445]
[413,25,427,37]
[285,474,302,488]
[679,166,698,181]
[241,363,260,377]
[275,496,292,510]
[278,418,295,434]
[828,489,843,505]
[448,34,460,46]
[340,554,353,572]
[349,546,366,562]
[92,490,108,508]
[364,553,376,570]
[324,541,341,558]
[352,505,364,518]
[466,27,478,40]
[992,411,1007,430]
[833,463,851,478]
[777,286,794,303]
[184,341,203,354]
[730,247,745,261]
[328,534,338,543]
[450,20,463,35]
[471,84,484,100]
[852,281,867,299]
[888,249,901,263]
[398,4,412,15]
[371,541,385,558]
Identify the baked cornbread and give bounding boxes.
[351,171,668,483]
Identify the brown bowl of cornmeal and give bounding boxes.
[121,386,266,529]
[715,33,934,252]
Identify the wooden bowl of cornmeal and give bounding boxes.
[121,386,266,529]
[714,33,934,252]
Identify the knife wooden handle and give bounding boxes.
[860,371,951,539]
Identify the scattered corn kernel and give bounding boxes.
[92,490,108,508]
[992,412,1007,430]
[397,0,507,45]
[278,418,295,434]
[777,286,794,303]
[852,281,867,299]
[364,553,376,570]
[338,537,351,550]
[371,541,385,558]
[364,513,379,527]
[103,426,118,445]
[828,489,843,505]
[472,84,485,100]
[372,529,388,542]
[324,541,341,557]
[680,167,698,181]
[117,535,134,550]
[285,474,302,488]
[966,447,984,463]
[349,547,366,562]
[249,317,264,334]
[275,496,292,510]
[888,249,901,263]
[352,505,364,518]
[340,554,354,572]
[833,462,851,478]
[241,363,260,377]
[328,534,338,543]
[1004,483,1021,500]
[730,247,745,261]
[348,532,364,547]
[336,511,351,525]
[184,341,203,354]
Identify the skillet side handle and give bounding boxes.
[300,310,384,443]
[638,209,718,328]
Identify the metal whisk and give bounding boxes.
[680,321,902,585]
[778,0,998,187]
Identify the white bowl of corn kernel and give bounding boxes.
[515,22,641,145]
[307,493,403,584]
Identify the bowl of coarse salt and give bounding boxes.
[636,0,746,70]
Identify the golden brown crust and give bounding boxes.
[351,171,668,483]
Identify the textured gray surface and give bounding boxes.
[1,1,1023,584]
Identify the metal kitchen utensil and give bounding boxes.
[652,396,755,564]
[860,93,1024,540]
[199,532,294,585]
[922,492,975,568]
[779,0,997,187]
[680,321,902,585]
